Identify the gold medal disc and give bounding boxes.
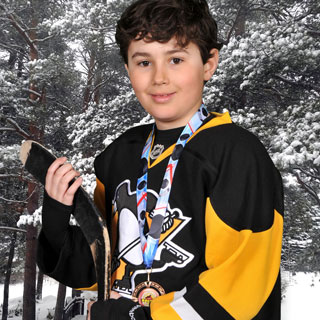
[132,281,165,307]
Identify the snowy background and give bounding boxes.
[1,0,319,319]
[1,272,320,319]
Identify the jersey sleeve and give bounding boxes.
[150,132,284,320]
[37,194,96,288]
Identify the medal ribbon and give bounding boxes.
[136,104,210,268]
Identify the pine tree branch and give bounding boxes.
[0,174,34,184]
[0,42,26,54]
[88,79,110,102]
[294,172,320,207]
[0,196,28,204]
[0,4,38,55]
[293,167,320,181]
[5,118,31,140]
[274,74,320,92]
[0,174,21,179]
[294,9,314,22]
[0,226,27,233]
[223,7,242,45]
[22,88,42,98]
[0,186,38,204]
[32,34,56,43]
[0,127,16,132]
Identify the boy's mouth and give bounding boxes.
[150,92,175,103]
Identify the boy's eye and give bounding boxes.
[138,61,150,67]
[171,57,183,64]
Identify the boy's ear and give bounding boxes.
[125,64,129,74]
[203,49,219,81]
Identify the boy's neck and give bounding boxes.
[155,121,187,131]
[154,112,197,130]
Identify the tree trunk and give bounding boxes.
[54,283,66,320]
[23,2,44,317]
[1,232,17,320]
[83,53,96,111]
[93,68,102,105]
[22,182,39,320]
[234,9,246,37]
[5,2,43,319]
[36,270,44,300]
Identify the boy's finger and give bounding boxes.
[54,162,75,179]
[58,169,80,189]
[63,177,83,205]
[45,157,67,187]
[47,157,67,176]
[54,170,81,203]
[49,164,75,200]
[45,157,68,197]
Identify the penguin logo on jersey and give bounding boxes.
[111,180,194,297]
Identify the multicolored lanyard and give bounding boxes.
[136,104,209,268]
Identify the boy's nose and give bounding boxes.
[152,65,168,85]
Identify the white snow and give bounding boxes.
[1,272,320,319]
[281,272,320,319]
[0,277,75,320]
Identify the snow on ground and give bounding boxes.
[0,277,75,320]
[1,272,320,319]
[281,271,320,319]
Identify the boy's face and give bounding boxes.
[125,37,218,130]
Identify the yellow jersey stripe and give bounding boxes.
[202,198,283,320]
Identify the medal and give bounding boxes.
[132,270,165,307]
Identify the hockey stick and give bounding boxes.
[20,140,111,301]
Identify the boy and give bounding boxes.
[37,0,284,319]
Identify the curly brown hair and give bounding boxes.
[115,0,223,65]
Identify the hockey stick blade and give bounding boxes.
[20,140,111,301]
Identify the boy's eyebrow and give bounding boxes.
[131,48,189,60]
[131,52,151,59]
[166,48,189,55]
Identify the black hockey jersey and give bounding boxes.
[37,111,284,319]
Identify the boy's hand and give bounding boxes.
[45,157,83,206]
[87,291,121,320]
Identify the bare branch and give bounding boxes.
[302,25,320,37]
[0,196,27,204]
[5,118,31,139]
[294,9,314,22]
[294,172,320,207]
[0,185,38,204]
[33,34,56,43]
[222,7,242,45]
[88,79,110,102]
[0,174,21,179]
[22,88,42,98]
[274,74,320,92]
[0,174,34,184]
[0,5,38,55]
[0,42,26,54]
[293,167,320,181]
[45,100,69,111]
[89,26,114,32]
[0,127,16,132]
[0,226,27,233]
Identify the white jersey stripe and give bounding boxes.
[170,296,204,320]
